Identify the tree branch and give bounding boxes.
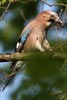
[0,51,66,62]
[0,52,29,62]
[0,41,67,62]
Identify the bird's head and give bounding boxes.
[36,10,63,28]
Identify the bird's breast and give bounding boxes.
[23,28,44,51]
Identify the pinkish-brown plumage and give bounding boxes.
[16,10,63,52]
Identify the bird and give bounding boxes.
[16,10,63,53]
[2,10,63,90]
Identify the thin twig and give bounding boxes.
[41,0,67,7]
[17,8,27,20]
[52,41,67,51]
[0,2,11,20]
[62,6,67,23]
[55,26,63,51]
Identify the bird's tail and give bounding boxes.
[2,72,16,91]
[0,68,16,91]
[0,61,24,91]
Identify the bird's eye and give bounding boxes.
[50,15,54,19]
[48,15,55,22]
[48,16,54,22]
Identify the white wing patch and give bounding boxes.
[16,42,22,49]
[16,42,20,49]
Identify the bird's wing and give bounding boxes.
[16,27,32,52]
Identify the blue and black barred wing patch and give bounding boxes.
[16,28,32,52]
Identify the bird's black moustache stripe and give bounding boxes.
[48,19,55,23]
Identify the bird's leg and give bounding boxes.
[43,39,52,51]
[35,39,45,52]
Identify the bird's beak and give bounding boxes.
[55,18,64,27]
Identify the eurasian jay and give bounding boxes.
[2,10,63,90]
[16,10,63,53]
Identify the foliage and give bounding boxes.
[0,0,38,50]
[10,49,67,100]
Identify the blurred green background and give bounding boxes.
[0,0,67,100]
